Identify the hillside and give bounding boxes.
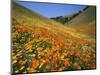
[67,6,96,26]
[12,2,64,28]
[50,6,96,39]
[50,13,79,24]
[12,2,96,74]
[50,6,90,25]
[67,6,96,38]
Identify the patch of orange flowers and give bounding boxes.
[12,25,96,73]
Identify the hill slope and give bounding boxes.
[50,6,96,39]
[50,13,79,24]
[67,6,96,26]
[12,2,96,74]
[67,6,96,38]
[12,2,64,28]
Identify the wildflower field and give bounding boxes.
[12,25,96,73]
[12,2,96,74]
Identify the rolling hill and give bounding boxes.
[12,2,96,74]
[50,13,79,24]
[50,6,90,25]
[67,6,96,38]
[67,6,96,26]
[50,6,96,39]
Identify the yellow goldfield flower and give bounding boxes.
[39,63,44,69]
[12,56,16,60]
[20,66,25,70]
[28,49,33,52]
[37,47,43,51]
[12,60,17,64]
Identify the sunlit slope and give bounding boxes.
[12,2,93,40]
[67,6,96,38]
[12,2,64,28]
[12,3,73,38]
[68,6,96,26]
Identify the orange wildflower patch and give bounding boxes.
[12,25,96,73]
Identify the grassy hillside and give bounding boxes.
[50,13,79,24]
[50,6,96,39]
[68,6,96,26]
[67,6,96,38]
[12,2,64,28]
[12,2,96,74]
